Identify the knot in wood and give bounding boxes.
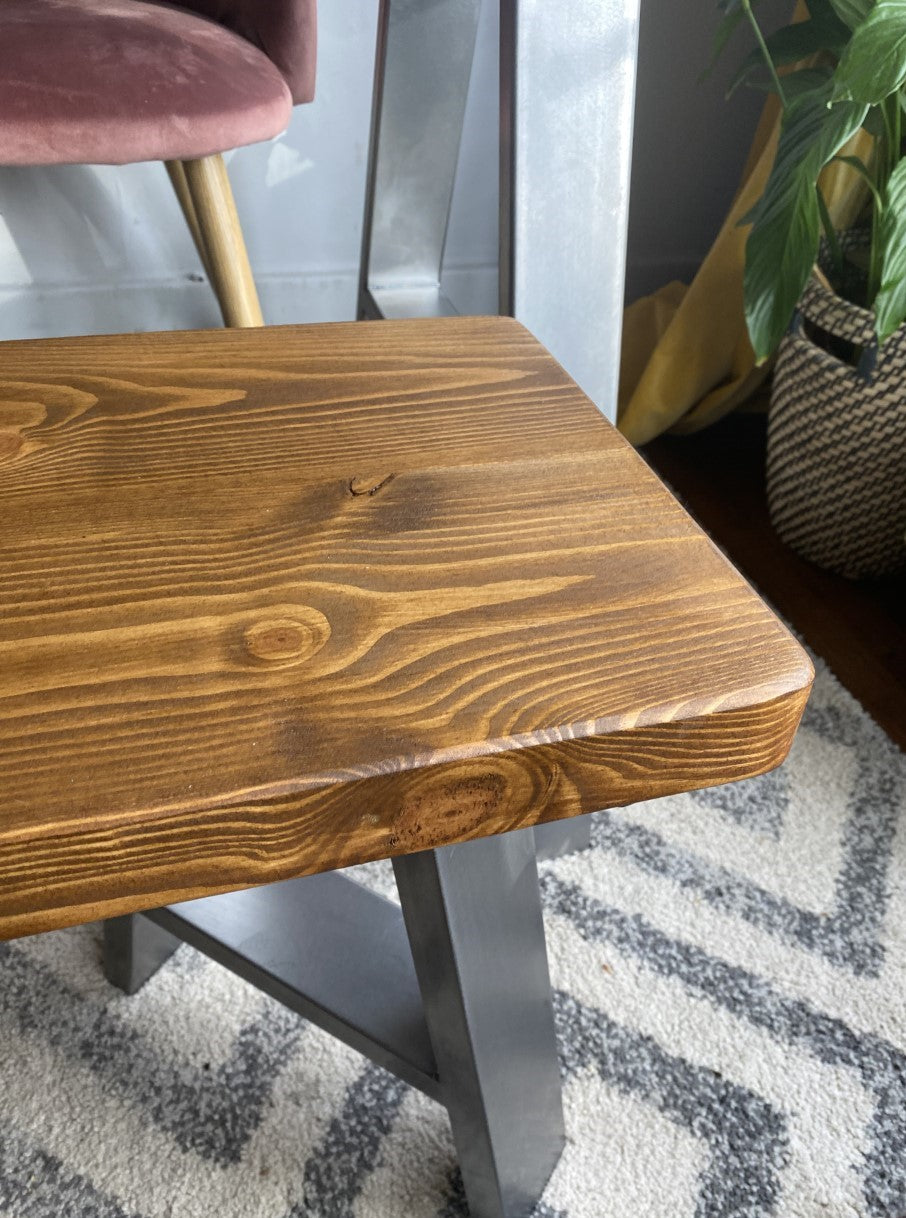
[242,613,329,667]
[348,473,396,497]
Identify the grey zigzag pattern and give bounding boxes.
[0,1126,138,1218]
[294,1065,409,1218]
[592,697,905,976]
[0,941,303,1166]
[436,988,789,1218]
[1,934,791,1218]
[541,874,906,1217]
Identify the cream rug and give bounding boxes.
[1,653,904,1218]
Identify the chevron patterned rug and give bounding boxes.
[1,653,904,1218]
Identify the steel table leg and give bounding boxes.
[103,913,180,995]
[534,814,592,860]
[393,828,565,1218]
[358,0,482,321]
[359,0,640,418]
[104,831,565,1214]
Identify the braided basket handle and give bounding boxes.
[798,276,876,346]
[795,276,879,381]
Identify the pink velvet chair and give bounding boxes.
[0,0,317,326]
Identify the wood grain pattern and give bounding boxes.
[0,317,813,938]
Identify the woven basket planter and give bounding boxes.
[767,274,906,579]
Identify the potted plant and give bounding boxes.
[714,0,906,578]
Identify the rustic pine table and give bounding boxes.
[0,317,812,1218]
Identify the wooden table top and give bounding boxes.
[0,317,812,938]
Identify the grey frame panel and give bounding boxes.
[359,0,482,320]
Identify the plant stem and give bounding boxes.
[816,186,844,282]
[891,93,902,177]
[880,97,896,191]
[868,97,899,307]
[741,0,787,110]
[869,203,882,306]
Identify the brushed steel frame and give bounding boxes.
[393,829,564,1218]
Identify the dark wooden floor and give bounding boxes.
[644,411,906,751]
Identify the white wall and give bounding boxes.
[0,0,784,339]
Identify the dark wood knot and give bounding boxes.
[242,612,329,667]
[349,473,396,497]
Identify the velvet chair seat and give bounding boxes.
[0,0,295,165]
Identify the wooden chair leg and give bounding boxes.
[179,154,264,328]
[165,159,213,284]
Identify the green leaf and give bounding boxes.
[743,66,834,99]
[833,153,885,211]
[874,158,906,340]
[863,104,889,139]
[728,12,850,95]
[803,0,856,41]
[833,0,906,103]
[825,0,873,27]
[745,87,869,359]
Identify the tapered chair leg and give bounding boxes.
[104,913,181,995]
[179,153,264,328]
[393,829,565,1218]
[165,158,213,283]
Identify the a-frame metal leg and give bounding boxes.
[358,2,636,864]
[393,828,565,1218]
[358,0,482,320]
[359,0,640,418]
[103,913,180,995]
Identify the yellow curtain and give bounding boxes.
[617,20,873,447]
